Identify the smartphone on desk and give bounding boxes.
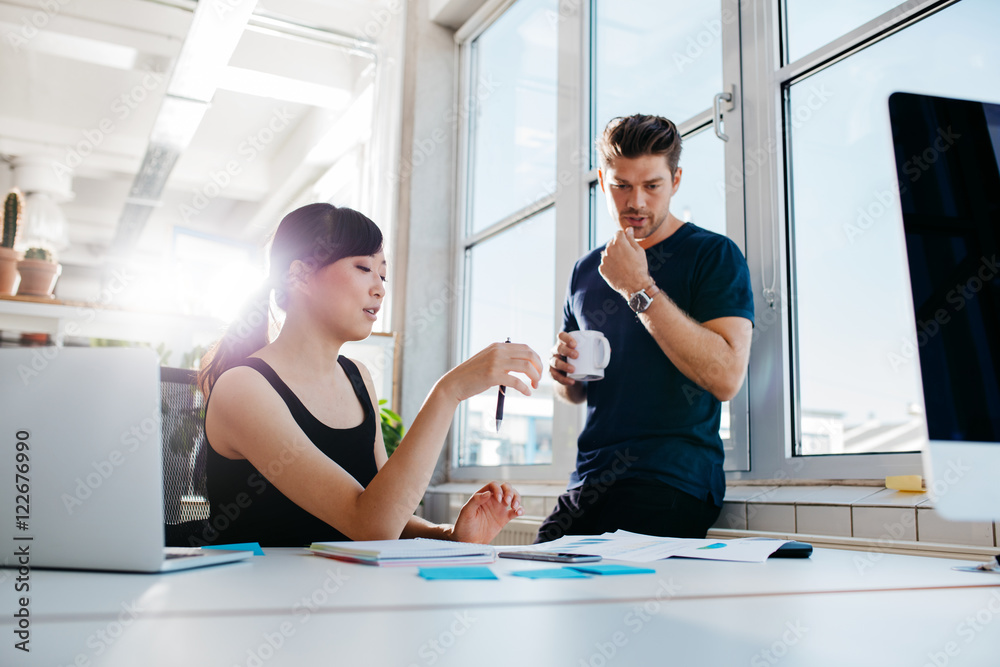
[498,551,602,563]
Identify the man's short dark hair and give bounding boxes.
[596,114,682,174]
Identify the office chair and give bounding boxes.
[160,366,211,547]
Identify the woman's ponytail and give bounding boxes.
[198,282,275,397]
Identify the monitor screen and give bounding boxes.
[888,92,1000,443]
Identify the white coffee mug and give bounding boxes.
[567,330,612,381]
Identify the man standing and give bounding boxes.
[537,114,754,542]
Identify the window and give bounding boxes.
[453,0,559,477]
[459,210,556,466]
[786,0,1000,457]
[449,0,992,484]
[592,0,723,161]
[467,0,558,233]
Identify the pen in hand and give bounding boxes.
[495,337,511,432]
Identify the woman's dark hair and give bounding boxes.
[198,203,383,396]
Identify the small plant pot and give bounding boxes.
[16,258,61,297]
[0,247,18,295]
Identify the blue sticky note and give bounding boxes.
[203,542,265,556]
[418,566,498,580]
[511,568,591,579]
[568,563,655,576]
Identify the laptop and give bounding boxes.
[0,346,252,572]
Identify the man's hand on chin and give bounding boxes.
[599,228,652,297]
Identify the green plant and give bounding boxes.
[379,399,405,457]
[2,190,21,249]
[180,344,207,370]
[23,246,54,262]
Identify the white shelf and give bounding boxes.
[0,295,224,365]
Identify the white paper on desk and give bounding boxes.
[502,531,789,563]
[499,531,710,562]
[672,537,790,563]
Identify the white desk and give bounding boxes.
[3,547,999,666]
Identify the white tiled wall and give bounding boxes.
[796,505,852,537]
[713,485,999,548]
[428,484,999,550]
[917,507,995,547]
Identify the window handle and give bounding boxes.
[713,84,736,142]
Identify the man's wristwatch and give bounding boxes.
[627,283,660,314]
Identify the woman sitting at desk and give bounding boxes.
[198,203,541,546]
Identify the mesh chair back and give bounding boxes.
[160,367,209,525]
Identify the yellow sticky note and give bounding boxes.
[885,475,924,492]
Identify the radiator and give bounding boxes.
[492,518,543,546]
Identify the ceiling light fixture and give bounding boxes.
[110,0,259,253]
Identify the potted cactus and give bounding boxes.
[0,190,21,295]
[16,246,61,298]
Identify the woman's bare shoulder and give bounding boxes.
[346,357,378,396]
[206,366,284,429]
[210,365,275,403]
[206,365,291,458]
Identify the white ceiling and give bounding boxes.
[0,0,402,303]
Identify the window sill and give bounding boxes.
[428,482,998,553]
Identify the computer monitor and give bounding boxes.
[889,91,1000,522]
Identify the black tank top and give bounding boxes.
[205,356,379,546]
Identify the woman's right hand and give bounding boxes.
[437,341,543,403]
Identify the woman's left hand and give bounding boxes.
[449,482,523,544]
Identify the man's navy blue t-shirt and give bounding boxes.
[563,222,754,506]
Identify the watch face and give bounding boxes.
[629,291,651,313]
